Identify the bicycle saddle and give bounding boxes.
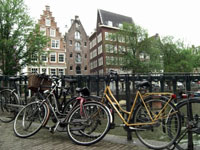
[76,87,90,96]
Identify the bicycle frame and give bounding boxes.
[103,85,177,127]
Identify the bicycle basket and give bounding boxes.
[28,74,52,92]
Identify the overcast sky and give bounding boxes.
[24,0,200,46]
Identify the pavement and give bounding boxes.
[0,122,150,150]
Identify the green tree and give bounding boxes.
[115,23,162,73]
[160,36,200,72]
[0,0,49,75]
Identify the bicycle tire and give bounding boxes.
[0,89,20,123]
[13,101,49,138]
[133,96,181,149]
[66,101,111,145]
[173,98,200,150]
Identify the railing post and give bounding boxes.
[125,74,132,141]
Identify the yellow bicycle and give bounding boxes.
[101,70,181,149]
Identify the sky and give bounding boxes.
[24,0,200,46]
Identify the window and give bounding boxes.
[31,68,38,73]
[92,49,97,58]
[85,54,87,58]
[98,57,103,66]
[50,68,56,75]
[58,69,64,75]
[45,18,51,26]
[118,23,123,28]
[75,53,82,63]
[41,68,47,74]
[108,21,113,26]
[97,45,102,55]
[97,33,102,43]
[40,27,46,35]
[75,42,81,51]
[84,42,87,46]
[70,52,73,58]
[51,39,60,49]
[105,44,114,53]
[84,66,87,70]
[50,29,56,37]
[50,53,56,62]
[32,54,38,61]
[119,46,126,54]
[69,40,72,46]
[70,66,73,71]
[41,55,47,62]
[58,53,65,63]
[76,65,81,74]
[75,31,80,39]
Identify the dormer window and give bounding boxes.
[119,23,123,28]
[108,21,113,27]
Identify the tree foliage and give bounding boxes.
[0,0,49,75]
[115,22,162,73]
[160,36,200,72]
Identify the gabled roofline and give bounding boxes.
[98,9,103,24]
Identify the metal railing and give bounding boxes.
[1,73,200,143]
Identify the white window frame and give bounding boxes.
[58,53,65,63]
[51,39,60,49]
[75,31,81,39]
[50,53,56,63]
[31,68,38,73]
[45,18,51,26]
[50,28,56,37]
[50,68,56,75]
[41,55,47,62]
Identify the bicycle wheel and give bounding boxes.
[0,89,20,123]
[13,101,49,138]
[62,95,101,114]
[132,97,181,149]
[174,98,200,150]
[66,101,111,145]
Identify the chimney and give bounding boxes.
[75,15,79,21]
[46,5,50,11]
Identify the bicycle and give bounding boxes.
[170,91,200,150]
[88,70,181,150]
[13,74,111,146]
[0,74,28,123]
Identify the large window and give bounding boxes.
[75,31,80,39]
[51,39,60,49]
[75,42,81,51]
[50,53,56,62]
[75,53,82,63]
[98,57,103,66]
[58,53,65,63]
